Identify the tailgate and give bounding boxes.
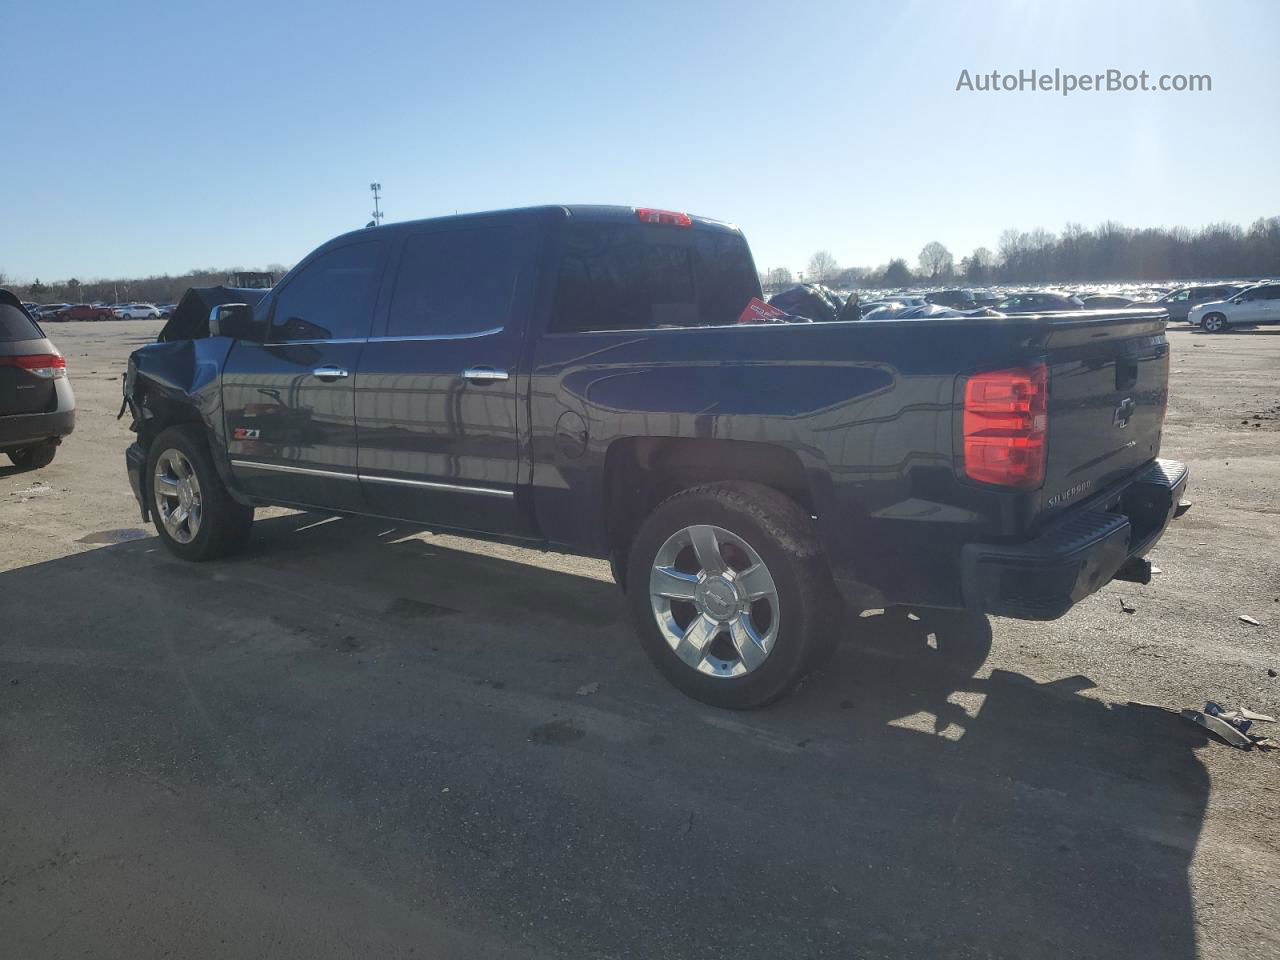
[1039,311,1168,521]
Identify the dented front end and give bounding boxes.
[122,337,239,521]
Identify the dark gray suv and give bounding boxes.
[0,290,75,469]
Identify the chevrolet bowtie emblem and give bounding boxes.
[1113,397,1136,428]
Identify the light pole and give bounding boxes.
[369,182,384,227]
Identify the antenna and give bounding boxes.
[369,182,384,226]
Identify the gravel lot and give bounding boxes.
[2,319,1277,959]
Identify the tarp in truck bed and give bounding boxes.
[158,286,270,342]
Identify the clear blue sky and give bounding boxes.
[4,0,1277,281]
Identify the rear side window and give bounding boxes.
[552,223,760,333]
[387,225,525,338]
[268,240,382,342]
[0,304,42,341]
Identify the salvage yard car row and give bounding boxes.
[24,301,170,321]
[766,279,1280,330]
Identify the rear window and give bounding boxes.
[0,304,42,341]
[552,223,760,333]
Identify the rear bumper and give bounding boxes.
[960,458,1189,620]
[0,408,75,451]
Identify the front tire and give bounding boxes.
[627,482,839,709]
[1201,312,1227,333]
[147,425,253,561]
[7,442,57,469]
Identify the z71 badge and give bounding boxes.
[232,427,261,441]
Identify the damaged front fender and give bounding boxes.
[123,336,249,520]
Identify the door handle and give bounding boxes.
[312,366,349,381]
[463,367,509,383]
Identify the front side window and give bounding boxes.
[386,225,524,338]
[1258,284,1280,300]
[1168,289,1190,302]
[552,223,760,333]
[268,241,382,342]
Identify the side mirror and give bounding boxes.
[209,303,260,340]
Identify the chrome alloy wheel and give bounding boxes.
[153,449,203,544]
[648,524,780,678]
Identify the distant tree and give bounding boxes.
[964,247,993,283]
[882,258,913,287]
[833,265,868,289]
[762,267,793,292]
[806,250,839,286]
[918,241,953,280]
[29,279,47,300]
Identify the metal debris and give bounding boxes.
[1183,709,1255,749]
[1183,701,1278,751]
[1238,707,1277,723]
[1239,615,1262,626]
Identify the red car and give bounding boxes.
[54,303,115,322]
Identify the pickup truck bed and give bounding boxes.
[122,204,1188,707]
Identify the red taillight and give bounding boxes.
[635,207,692,227]
[963,364,1048,488]
[0,353,67,378]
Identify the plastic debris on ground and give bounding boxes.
[1180,700,1277,751]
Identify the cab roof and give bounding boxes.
[323,204,742,248]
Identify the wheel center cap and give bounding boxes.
[698,577,739,621]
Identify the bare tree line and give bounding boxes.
[764,216,1280,291]
[2,266,290,305]
[8,215,1279,305]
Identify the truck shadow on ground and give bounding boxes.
[1,511,1211,959]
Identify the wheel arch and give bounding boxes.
[602,436,818,590]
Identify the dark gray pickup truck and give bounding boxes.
[123,205,1188,707]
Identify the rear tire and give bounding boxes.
[1201,312,1227,333]
[7,442,57,470]
[627,481,839,709]
[147,425,253,561]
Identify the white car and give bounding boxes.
[112,303,163,319]
[1189,282,1280,333]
